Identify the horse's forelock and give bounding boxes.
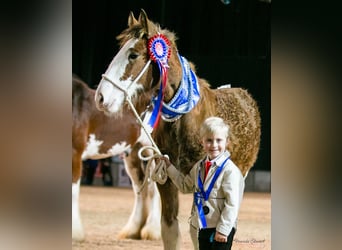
[117,26,147,47]
[117,22,177,49]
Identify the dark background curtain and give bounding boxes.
[73,0,270,171]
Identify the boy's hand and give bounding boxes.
[214,231,227,242]
[159,155,171,168]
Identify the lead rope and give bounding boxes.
[125,95,168,194]
[101,57,168,193]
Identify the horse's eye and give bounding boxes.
[128,53,138,60]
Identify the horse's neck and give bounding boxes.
[163,82,177,101]
[163,51,183,102]
[134,94,152,115]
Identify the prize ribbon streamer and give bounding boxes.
[147,33,171,128]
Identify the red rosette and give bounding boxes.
[148,34,171,65]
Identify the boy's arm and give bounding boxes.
[161,156,196,193]
[216,166,244,236]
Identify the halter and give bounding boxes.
[101,59,152,97]
[100,34,171,153]
[101,57,158,152]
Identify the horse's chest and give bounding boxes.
[81,133,130,160]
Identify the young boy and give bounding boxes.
[161,116,245,250]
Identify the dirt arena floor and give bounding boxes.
[72,186,271,250]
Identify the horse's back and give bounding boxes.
[72,76,96,123]
[214,87,261,175]
[214,87,260,120]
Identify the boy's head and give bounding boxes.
[200,117,229,160]
[200,117,229,139]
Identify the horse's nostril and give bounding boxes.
[98,93,104,104]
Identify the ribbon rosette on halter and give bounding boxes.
[147,33,171,129]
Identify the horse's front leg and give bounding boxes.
[118,143,161,240]
[140,181,161,240]
[158,180,181,250]
[117,152,146,239]
[117,182,147,239]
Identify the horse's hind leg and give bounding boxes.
[72,149,84,240]
[158,181,181,250]
[72,153,84,240]
[72,179,84,240]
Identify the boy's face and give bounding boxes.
[201,131,227,160]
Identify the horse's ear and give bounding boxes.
[138,9,156,37]
[128,11,138,27]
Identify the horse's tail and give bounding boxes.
[214,87,261,176]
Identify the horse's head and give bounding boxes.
[95,9,182,117]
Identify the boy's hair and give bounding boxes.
[199,116,229,139]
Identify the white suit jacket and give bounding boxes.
[167,151,245,236]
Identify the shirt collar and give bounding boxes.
[204,151,230,167]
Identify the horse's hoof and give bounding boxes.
[72,221,85,241]
[72,232,85,241]
[140,226,161,240]
[117,230,141,240]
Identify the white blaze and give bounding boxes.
[95,38,145,114]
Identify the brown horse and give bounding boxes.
[72,75,161,241]
[94,10,261,250]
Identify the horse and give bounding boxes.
[72,75,161,241]
[94,10,261,250]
